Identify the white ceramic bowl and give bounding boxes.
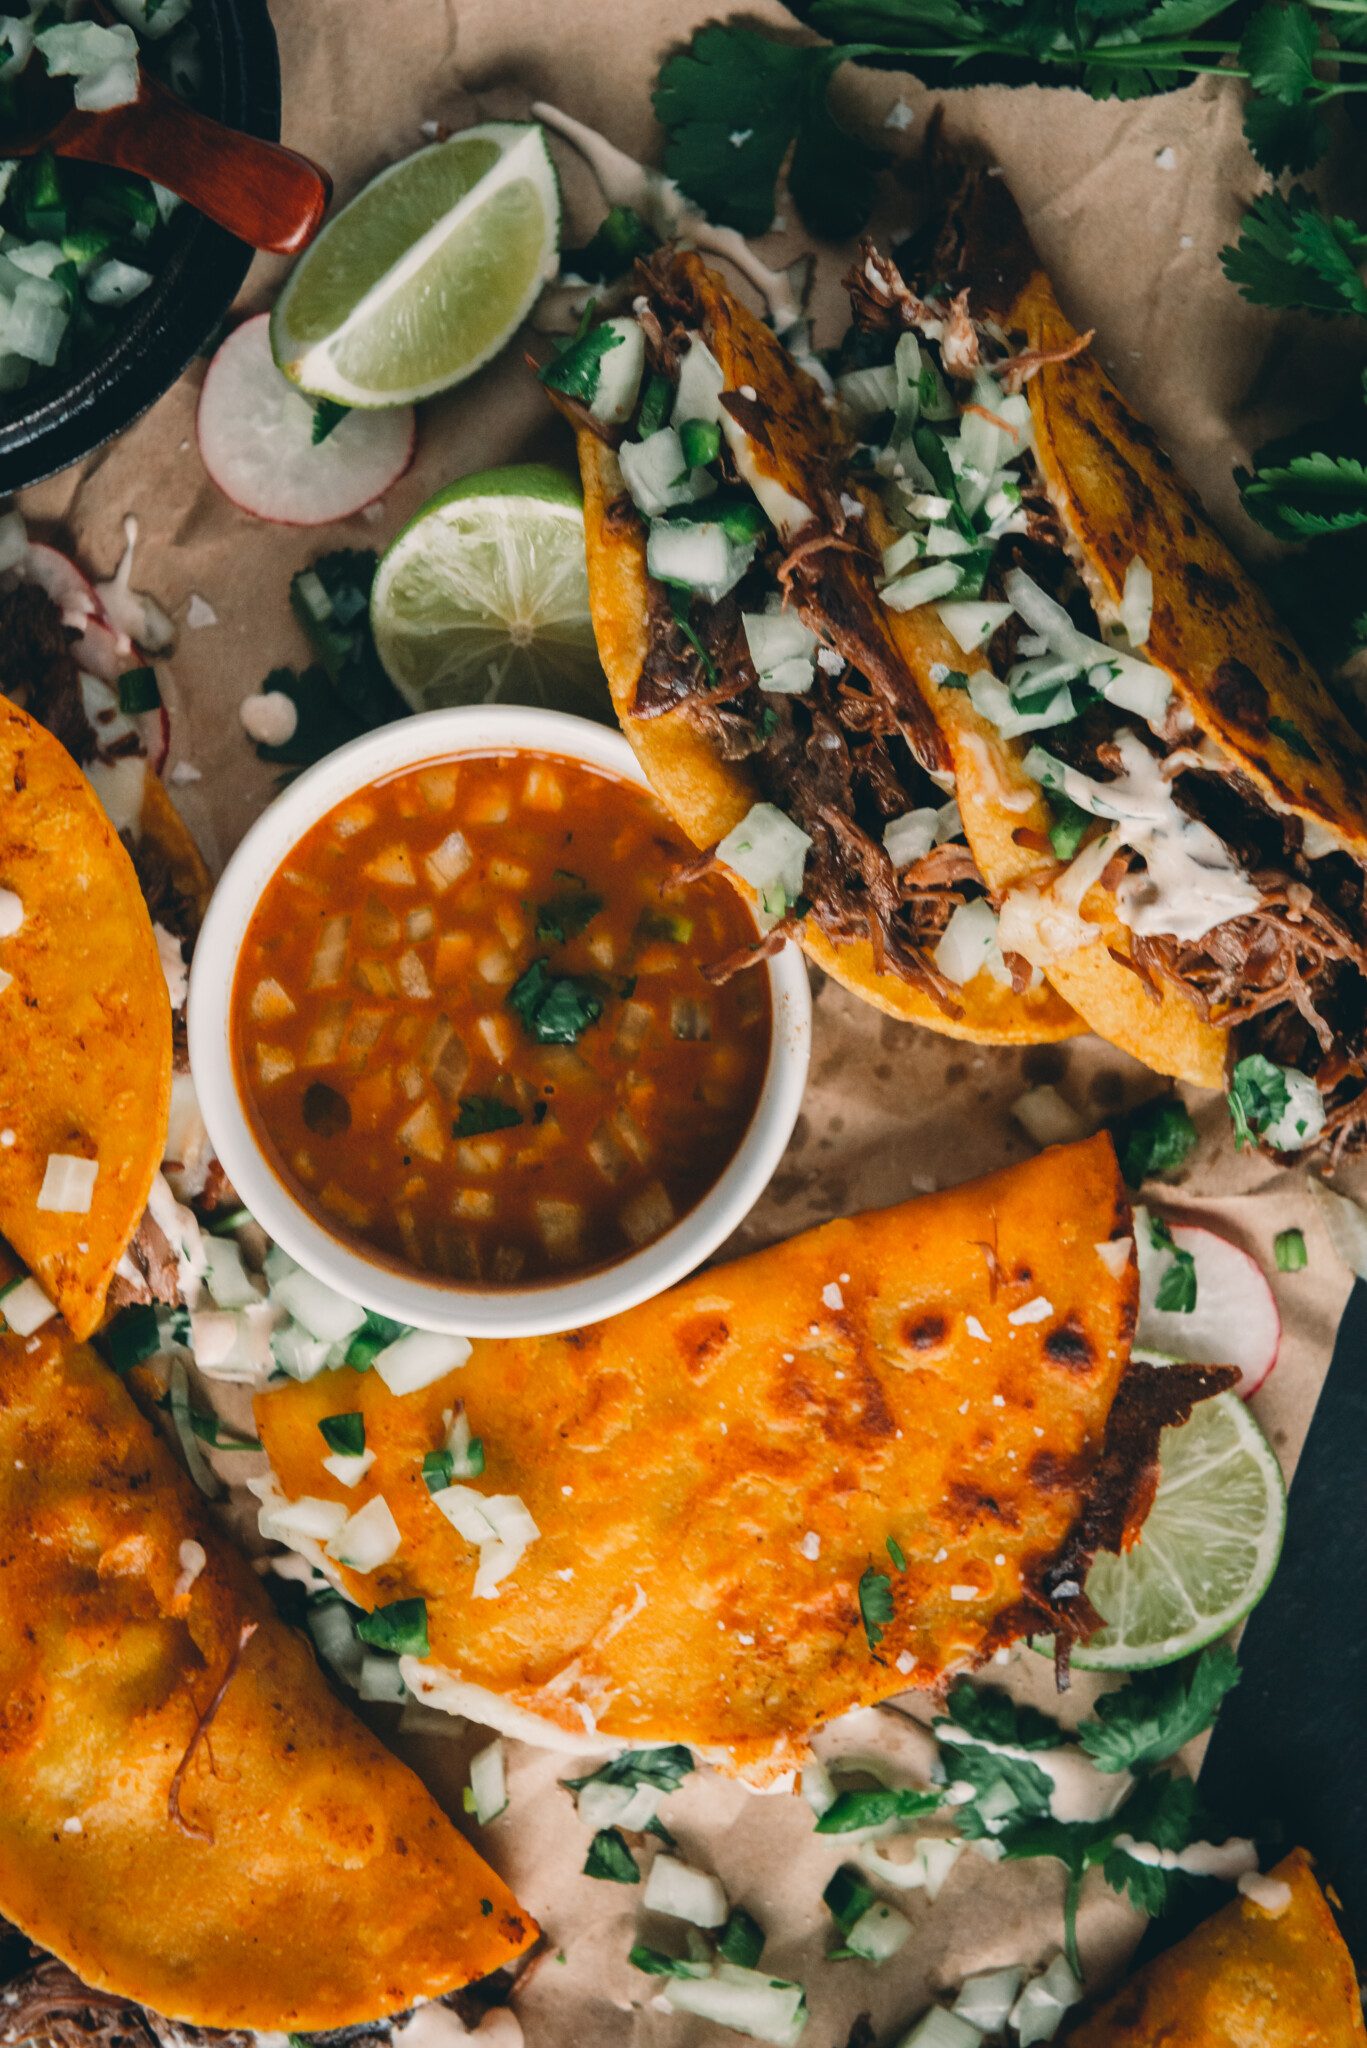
[188,705,811,1337]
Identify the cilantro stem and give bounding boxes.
[1063,1865,1085,1981]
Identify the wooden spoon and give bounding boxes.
[7,52,331,256]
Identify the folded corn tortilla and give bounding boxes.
[0,1316,536,2030]
[256,1134,1235,1783]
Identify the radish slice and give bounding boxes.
[197,314,415,526]
[1133,1206,1281,1397]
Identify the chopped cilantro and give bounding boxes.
[423,1448,455,1492]
[1078,1646,1240,1774]
[1227,1053,1291,1149]
[453,1096,524,1137]
[311,397,351,445]
[1148,1213,1198,1315]
[1221,186,1367,319]
[636,907,695,945]
[318,1411,365,1458]
[938,1678,1061,1751]
[507,958,606,1045]
[355,1597,429,1657]
[858,1565,894,1651]
[535,875,604,943]
[1275,1226,1308,1272]
[936,669,971,692]
[561,204,657,284]
[1101,1772,1225,1920]
[814,1787,942,1835]
[537,322,624,406]
[886,1534,907,1572]
[117,665,160,714]
[629,1946,710,1979]
[757,706,780,737]
[654,25,884,241]
[99,1301,161,1375]
[1116,1097,1199,1186]
[583,1826,640,1883]
[1048,797,1093,861]
[1236,449,1367,541]
[345,1309,406,1371]
[1268,714,1320,761]
[667,582,718,686]
[717,1905,765,1969]
[823,1864,875,1934]
[564,1745,694,1795]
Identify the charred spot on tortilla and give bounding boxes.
[1043,1316,1095,1372]
[1209,660,1270,735]
[905,1312,948,1350]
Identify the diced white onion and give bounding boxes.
[664,1968,807,2048]
[646,519,756,604]
[35,1153,99,1214]
[934,900,1011,988]
[896,2008,984,2048]
[86,258,153,304]
[1120,556,1153,646]
[800,1759,836,1817]
[0,1275,57,1336]
[642,1854,728,1928]
[951,1967,1023,2033]
[372,1328,472,1395]
[576,1777,662,1833]
[881,561,962,613]
[884,808,938,868]
[271,1266,367,1343]
[620,427,710,517]
[674,334,725,426]
[588,316,645,424]
[323,1448,376,1488]
[837,363,897,421]
[272,1320,335,1381]
[881,530,924,578]
[1009,1955,1081,2046]
[716,802,811,924]
[845,1901,911,1961]
[326,1493,402,1572]
[743,609,816,685]
[1011,1086,1089,1146]
[431,1483,499,1544]
[269,1494,349,1545]
[202,1235,260,1309]
[468,1736,508,1823]
[357,1653,407,1703]
[935,797,963,844]
[936,600,1013,652]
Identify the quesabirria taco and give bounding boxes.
[2,525,216,1335]
[834,156,1367,1162]
[541,249,1080,1045]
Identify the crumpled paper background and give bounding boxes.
[14,1,1367,2037]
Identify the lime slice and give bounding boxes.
[271,124,560,407]
[370,463,612,721]
[1051,1391,1286,1671]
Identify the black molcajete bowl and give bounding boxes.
[0,0,281,495]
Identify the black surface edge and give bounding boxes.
[1135,1275,1367,1971]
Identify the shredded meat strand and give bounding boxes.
[167,1622,259,1844]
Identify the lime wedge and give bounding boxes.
[1048,1391,1286,1671]
[271,124,560,407]
[370,464,612,721]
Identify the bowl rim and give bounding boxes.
[186,705,812,1337]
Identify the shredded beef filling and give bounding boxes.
[0,582,96,765]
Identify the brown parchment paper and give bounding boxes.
[14,2,1367,2037]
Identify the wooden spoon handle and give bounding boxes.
[56,86,331,255]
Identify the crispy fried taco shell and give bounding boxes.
[0,703,171,1339]
[0,1321,536,2031]
[1063,1847,1366,2046]
[257,1135,1235,1782]
[568,253,1079,1046]
[878,171,1367,1089]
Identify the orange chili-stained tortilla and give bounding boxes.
[564,253,1080,1048]
[0,701,171,1339]
[1063,1847,1366,2046]
[0,1319,535,2031]
[876,170,1367,1089]
[256,1134,1234,1782]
